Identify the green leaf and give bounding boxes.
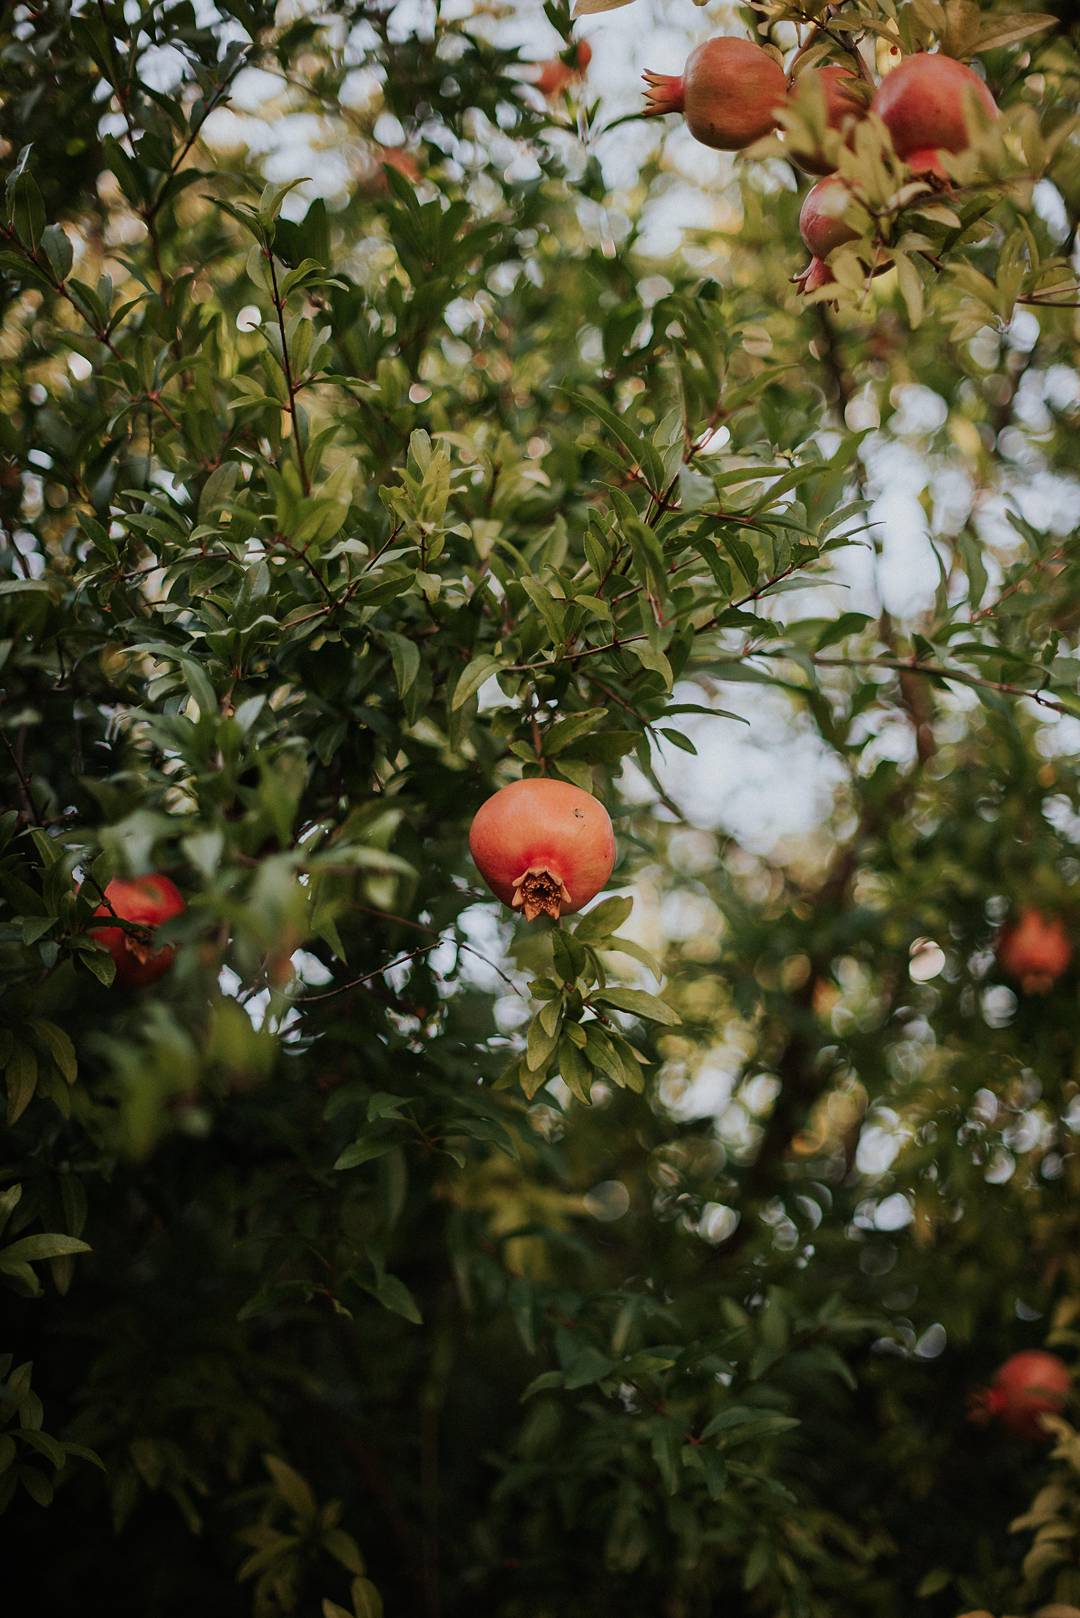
[0,579,52,597]
[452,654,501,711]
[543,709,606,757]
[895,254,925,329]
[975,11,1057,50]
[658,728,696,755]
[592,987,679,1026]
[41,223,73,282]
[348,1578,384,1618]
[180,658,217,720]
[626,641,673,690]
[0,1233,91,1263]
[574,896,633,942]
[28,1020,77,1085]
[526,1011,560,1073]
[366,1272,422,1325]
[562,1346,615,1389]
[382,631,420,699]
[264,1454,317,1521]
[6,1045,38,1126]
[7,170,45,252]
[333,1140,395,1172]
[557,1034,593,1105]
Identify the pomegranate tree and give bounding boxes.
[872,52,998,158]
[642,37,786,151]
[469,778,615,922]
[89,874,186,989]
[970,1351,1072,1441]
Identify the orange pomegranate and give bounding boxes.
[970,1351,1071,1441]
[786,64,868,174]
[359,146,422,196]
[469,778,615,922]
[997,906,1072,992]
[534,37,592,99]
[89,874,186,989]
[642,37,786,151]
[872,52,997,158]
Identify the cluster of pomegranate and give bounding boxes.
[641,37,998,295]
[84,825,1075,993]
[970,1351,1072,1441]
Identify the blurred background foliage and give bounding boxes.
[1,0,1080,1615]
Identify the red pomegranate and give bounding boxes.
[799,174,861,258]
[361,146,422,196]
[997,907,1073,993]
[786,64,868,174]
[535,37,592,99]
[469,778,615,922]
[89,874,186,989]
[905,146,950,181]
[970,1351,1071,1441]
[642,37,786,151]
[872,52,998,158]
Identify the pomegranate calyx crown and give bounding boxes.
[511,866,573,923]
[641,70,684,117]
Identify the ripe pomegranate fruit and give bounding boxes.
[360,146,421,196]
[872,52,997,158]
[469,778,615,922]
[534,37,592,99]
[997,907,1073,993]
[799,174,861,259]
[642,37,786,151]
[786,64,868,174]
[905,146,950,181]
[89,874,186,989]
[970,1351,1072,1441]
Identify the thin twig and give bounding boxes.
[267,250,311,495]
[807,652,1073,715]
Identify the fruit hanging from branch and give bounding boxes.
[785,63,869,174]
[871,51,998,158]
[469,778,616,923]
[534,37,592,100]
[904,146,951,182]
[997,906,1073,992]
[798,173,862,259]
[89,874,186,989]
[641,37,786,151]
[969,1351,1072,1441]
[793,255,836,296]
